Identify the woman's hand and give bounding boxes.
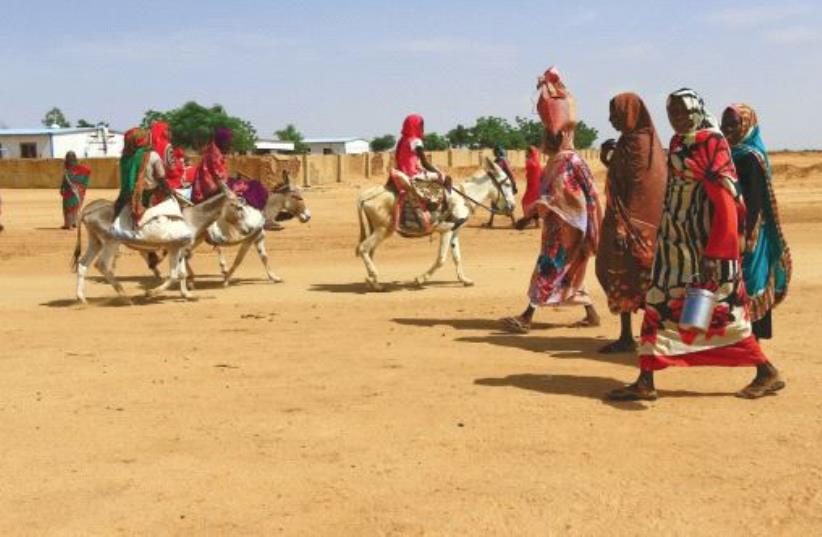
[600,139,617,167]
[701,256,720,284]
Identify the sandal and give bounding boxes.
[606,383,658,401]
[501,316,530,334]
[735,376,786,399]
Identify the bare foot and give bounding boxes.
[569,317,601,328]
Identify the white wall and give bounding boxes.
[0,130,123,159]
[306,140,369,155]
[344,140,370,154]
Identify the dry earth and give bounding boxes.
[1,153,821,536]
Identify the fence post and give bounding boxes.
[337,154,343,183]
[302,154,309,187]
[365,152,371,179]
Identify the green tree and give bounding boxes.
[423,132,449,151]
[140,102,257,153]
[574,121,598,149]
[446,124,473,148]
[275,124,310,154]
[515,117,544,149]
[76,119,94,128]
[370,134,396,152]
[42,107,70,128]
[470,116,515,149]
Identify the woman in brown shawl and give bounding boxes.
[596,93,667,353]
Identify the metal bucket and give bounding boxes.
[679,286,717,333]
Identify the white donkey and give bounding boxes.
[355,160,516,291]
[189,178,312,286]
[72,187,247,303]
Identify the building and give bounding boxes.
[0,126,124,159]
[254,139,296,155]
[303,137,369,155]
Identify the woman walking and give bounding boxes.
[608,89,783,401]
[720,103,791,340]
[60,151,91,229]
[595,93,667,353]
[502,67,602,332]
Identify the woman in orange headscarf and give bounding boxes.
[595,93,667,353]
[502,67,602,333]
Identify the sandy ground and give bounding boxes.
[1,154,821,536]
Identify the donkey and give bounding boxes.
[355,160,516,291]
[190,179,312,286]
[72,187,246,303]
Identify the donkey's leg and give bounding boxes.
[76,232,103,304]
[175,249,193,299]
[357,227,390,291]
[254,233,282,283]
[184,251,196,290]
[224,242,252,286]
[449,233,474,286]
[415,230,452,286]
[216,247,229,280]
[95,243,130,301]
[146,247,181,298]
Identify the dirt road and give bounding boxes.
[1,155,821,535]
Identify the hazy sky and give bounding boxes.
[1,0,820,148]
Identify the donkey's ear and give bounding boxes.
[282,170,291,186]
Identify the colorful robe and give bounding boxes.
[527,150,601,307]
[639,130,767,370]
[61,165,91,220]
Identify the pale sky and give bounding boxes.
[1,0,820,149]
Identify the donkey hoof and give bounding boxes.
[269,276,283,284]
[414,276,427,287]
[366,278,384,292]
[461,278,475,287]
[222,279,231,288]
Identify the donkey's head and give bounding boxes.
[266,171,312,224]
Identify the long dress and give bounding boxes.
[526,150,601,307]
[61,164,91,227]
[638,130,767,370]
[522,148,542,215]
[595,94,667,314]
[730,126,791,340]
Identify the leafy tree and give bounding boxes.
[470,116,513,149]
[76,119,94,128]
[42,107,70,128]
[423,132,449,151]
[140,102,257,153]
[515,117,544,149]
[275,124,310,154]
[370,134,396,152]
[446,124,473,148]
[574,121,598,149]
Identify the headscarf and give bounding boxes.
[64,151,78,169]
[395,114,425,177]
[723,104,766,164]
[667,88,720,134]
[493,144,507,160]
[214,127,233,152]
[122,127,150,157]
[536,66,577,136]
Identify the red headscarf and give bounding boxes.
[150,121,183,188]
[395,114,424,176]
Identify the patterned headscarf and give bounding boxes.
[721,103,759,148]
[667,88,720,134]
[123,127,150,157]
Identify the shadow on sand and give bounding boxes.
[392,317,562,332]
[457,334,638,366]
[475,373,648,411]
[40,294,202,308]
[310,280,464,295]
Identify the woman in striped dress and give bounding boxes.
[608,89,783,401]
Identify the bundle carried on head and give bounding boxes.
[536,66,576,136]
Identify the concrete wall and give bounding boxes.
[0,149,603,189]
